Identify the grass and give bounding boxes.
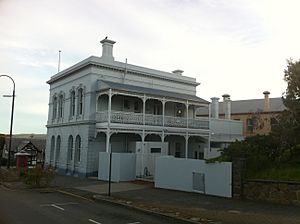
[247,165,300,182]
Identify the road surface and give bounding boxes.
[0,185,187,224]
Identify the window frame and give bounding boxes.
[70,90,76,117]
[52,95,58,120]
[78,88,84,116]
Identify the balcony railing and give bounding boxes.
[96,110,209,129]
[165,116,186,128]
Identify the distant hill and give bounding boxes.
[3,134,47,139]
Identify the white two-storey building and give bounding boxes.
[45,38,242,178]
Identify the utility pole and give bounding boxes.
[0,75,15,169]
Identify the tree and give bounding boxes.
[282,59,300,141]
[218,59,300,163]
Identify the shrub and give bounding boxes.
[24,166,55,188]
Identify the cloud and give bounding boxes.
[1,0,300,133]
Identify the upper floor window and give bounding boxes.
[52,96,58,119]
[124,99,130,109]
[134,100,141,113]
[58,95,64,118]
[70,91,76,117]
[247,118,254,133]
[176,103,183,117]
[78,88,83,115]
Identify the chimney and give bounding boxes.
[210,97,220,119]
[100,37,116,61]
[222,94,231,120]
[263,91,270,112]
[172,69,184,75]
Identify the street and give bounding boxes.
[0,186,187,224]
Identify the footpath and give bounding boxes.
[49,175,300,224]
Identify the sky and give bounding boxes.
[1,0,300,134]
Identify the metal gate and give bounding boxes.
[192,172,205,193]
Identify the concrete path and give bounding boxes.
[75,182,151,194]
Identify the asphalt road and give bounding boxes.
[0,186,187,224]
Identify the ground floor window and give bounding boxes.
[67,135,73,161]
[75,135,81,163]
[50,136,55,161]
[175,142,181,158]
[55,135,61,162]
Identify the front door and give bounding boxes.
[175,142,181,158]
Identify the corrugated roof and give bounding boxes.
[219,97,285,114]
[98,80,209,104]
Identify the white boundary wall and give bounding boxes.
[155,156,232,197]
[98,152,136,182]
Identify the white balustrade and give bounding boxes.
[145,114,163,126]
[96,111,209,129]
[164,116,187,128]
[111,111,143,125]
[188,118,209,129]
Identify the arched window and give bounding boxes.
[70,91,76,117]
[67,135,73,161]
[78,88,83,115]
[50,136,55,162]
[55,135,61,163]
[75,135,81,163]
[58,94,64,118]
[52,96,58,119]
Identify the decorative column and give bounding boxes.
[108,89,112,126]
[141,130,145,177]
[186,100,189,128]
[185,133,189,159]
[143,94,146,125]
[105,131,110,153]
[141,95,146,177]
[162,98,165,127]
[208,103,211,155]
[106,89,112,153]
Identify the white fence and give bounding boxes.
[155,156,232,197]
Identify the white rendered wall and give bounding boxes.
[135,142,168,177]
[98,152,136,182]
[210,118,243,142]
[86,133,106,175]
[205,148,222,159]
[45,124,90,176]
[155,156,232,197]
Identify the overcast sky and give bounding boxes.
[1,0,300,134]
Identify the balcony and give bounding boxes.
[96,110,209,130]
